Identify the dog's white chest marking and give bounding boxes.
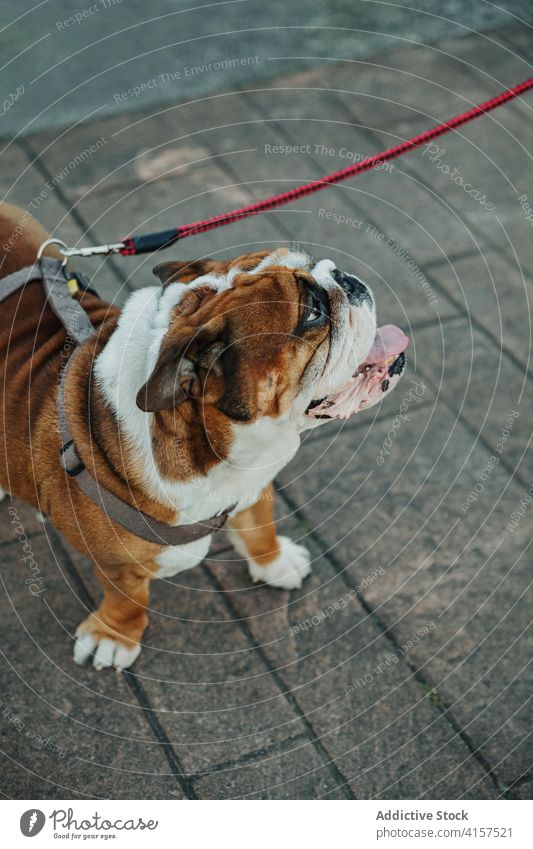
[155,536,212,577]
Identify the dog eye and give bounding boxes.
[305,305,322,324]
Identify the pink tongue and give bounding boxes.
[305,323,409,421]
[364,324,409,365]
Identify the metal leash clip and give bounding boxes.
[37,238,125,262]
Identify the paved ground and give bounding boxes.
[3,0,533,136]
[1,11,532,799]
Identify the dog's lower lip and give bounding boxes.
[388,351,405,376]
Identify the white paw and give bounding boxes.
[248,536,312,590]
[73,629,141,671]
[0,486,7,502]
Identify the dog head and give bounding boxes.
[136,247,406,428]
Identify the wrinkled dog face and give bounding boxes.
[136,247,381,428]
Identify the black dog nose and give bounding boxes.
[332,269,373,308]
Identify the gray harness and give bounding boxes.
[0,258,234,545]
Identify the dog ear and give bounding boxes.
[153,259,226,285]
[136,323,223,412]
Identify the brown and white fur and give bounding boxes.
[0,203,377,670]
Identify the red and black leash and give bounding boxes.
[99,76,533,256]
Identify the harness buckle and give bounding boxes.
[60,440,85,477]
[38,237,125,261]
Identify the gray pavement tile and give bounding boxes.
[22,112,181,199]
[52,160,296,292]
[298,23,533,135]
[360,494,533,785]
[229,85,487,264]
[428,25,533,92]
[0,534,185,799]
[206,532,497,799]
[62,539,314,776]
[413,316,530,475]
[163,92,460,323]
[423,249,532,375]
[194,737,349,799]
[7,0,531,138]
[395,104,533,255]
[274,388,532,787]
[0,142,125,305]
[0,142,87,250]
[507,776,533,800]
[499,22,533,64]
[427,250,533,376]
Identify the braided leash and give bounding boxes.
[52,76,533,259]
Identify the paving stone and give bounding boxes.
[0,534,184,798]
[22,111,181,199]
[413,316,531,474]
[226,85,486,266]
[55,158,297,292]
[61,536,314,776]
[0,142,125,305]
[256,50,482,139]
[206,529,497,799]
[6,0,533,137]
[430,25,533,93]
[396,105,533,255]
[275,386,532,786]
[507,777,533,800]
[424,249,533,373]
[194,737,349,799]
[499,22,533,63]
[0,143,84,247]
[164,91,459,326]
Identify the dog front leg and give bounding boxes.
[227,484,312,590]
[74,562,150,670]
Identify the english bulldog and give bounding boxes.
[0,203,407,670]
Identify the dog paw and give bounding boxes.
[248,536,312,589]
[74,621,141,671]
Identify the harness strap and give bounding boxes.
[40,257,95,344]
[1,259,234,545]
